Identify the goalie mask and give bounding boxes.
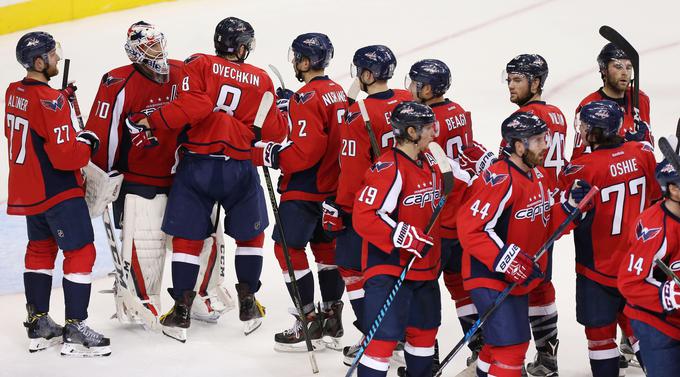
[125,21,169,84]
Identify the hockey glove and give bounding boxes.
[458,141,496,176]
[60,82,77,102]
[563,179,592,213]
[625,119,650,143]
[125,113,158,148]
[391,221,433,259]
[493,243,542,285]
[322,200,347,234]
[256,141,283,169]
[76,130,100,154]
[276,88,294,113]
[661,280,680,312]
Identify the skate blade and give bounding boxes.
[60,343,111,357]
[243,318,262,335]
[274,338,325,353]
[322,336,343,351]
[390,349,406,368]
[343,355,356,367]
[454,362,477,377]
[162,326,187,343]
[28,337,63,353]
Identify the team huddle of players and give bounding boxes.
[5,15,680,377]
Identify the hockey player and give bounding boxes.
[252,32,347,351]
[572,42,652,159]
[406,58,490,369]
[558,100,661,377]
[126,17,287,341]
[6,31,110,356]
[352,101,443,377]
[501,54,568,376]
[618,146,680,377]
[458,112,590,377]
[323,44,411,360]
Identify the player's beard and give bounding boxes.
[511,87,532,107]
[606,72,630,94]
[43,63,59,81]
[523,148,546,168]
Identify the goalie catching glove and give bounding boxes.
[391,221,433,259]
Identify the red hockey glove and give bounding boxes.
[125,113,158,148]
[76,130,100,154]
[391,221,433,259]
[458,141,496,176]
[59,82,77,102]
[661,280,680,312]
[494,243,542,285]
[322,200,346,234]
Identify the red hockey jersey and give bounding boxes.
[572,87,651,159]
[499,101,568,181]
[146,54,287,158]
[336,89,412,213]
[559,141,661,287]
[458,159,569,295]
[619,202,680,340]
[5,79,91,215]
[276,76,348,202]
[353,148,444,281]
[86,62,184,188]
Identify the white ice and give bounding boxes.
[1,0,678,375]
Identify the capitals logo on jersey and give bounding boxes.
[40,94,65,112]
[183,54,201,65]
[482,170,508,187]
[371,161,393,173]
[562,163,585,176]
[102,74,124,87]
[635,220,662,242]
[295,91,315,104]
[345,110,361,124]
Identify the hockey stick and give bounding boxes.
[659,137,680,175]
[253,91,319,373]
[268,64,286,90]
[655,259,680,286]
[345,142,454,377]
[61,59,85,130]
[357,99,381,161]
[599,26,640,110]
[434,186,601,377]
[346,77,361,105]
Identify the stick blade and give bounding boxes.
[599,25,639,61]
[254,91,274,129]
[427,142,454,195]
[659,136,680,173]
[268,64,286,90]
[347,77,361,101]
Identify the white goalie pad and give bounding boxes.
[83,162,124,218]
[118,194,168,321]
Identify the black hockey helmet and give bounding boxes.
[406,59,451,97]
[505,54,549,90]
[351,45,397,81]
[501,112,548,151]
[16,31,58,70]
[214,17,255,60]
[391,101,436,140]
[289,32,334,70]
[597,42,630,71]
[579,100,624,138]
[656,155,680,196]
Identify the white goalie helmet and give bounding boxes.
[125,21,169,83]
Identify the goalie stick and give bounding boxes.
[434,186,600,377]
[253,92,320,374]
[599,26,640,110]
[345,142,454,377]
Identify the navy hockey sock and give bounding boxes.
[530,311,558,349]
[286,272,315,313]
[404,350,435,377]
[235,255,263,292]
[63,277,91,320]
[317,267,344,305]
[171,261,199,298]
[350,297,365,332]
[24,272,52,313]
[589,357,619,377]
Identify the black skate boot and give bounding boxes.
[526,339,559,376]
[159,289,196,343]
[321,301,344,350]
[343,342,361,366]
[274,308,324,352]
[61,319,111,357]
[619,335,640,368]
[24,304,63,353]
[236,283,266,335]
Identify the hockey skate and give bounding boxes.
[343,342,361,366]
[192,285,237,323]
[24,304,63,353]
[619,335,641,368]
[526,339,559,376]
[236,283,266,335]
[274,308,324,352]
[159,290,196,343]
[391,341,406,367]
[320,301,344,350]
[60,320,111,357]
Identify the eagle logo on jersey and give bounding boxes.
[102,74,124,87]
[641,143,654,152]
[482,170,508,187]
[40,94,65,112]
[562,163,584,176]
[345,111,361,124]
[635,220,662,242]
[295,91,315,104]
[370,161,393,172]
[184,54,201,64]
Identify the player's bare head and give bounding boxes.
[406,59,451,103]
[125,21,169,84]
[214,17,255,62]
[501,112,549,168]
[598,43,633,93]
[391,101,436,148]
[16,31,61,80]
[579,100,624,147]
[504,54,548,105]
[289,33,333,82]
[351,45,396,90]
[656,138,680,203]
